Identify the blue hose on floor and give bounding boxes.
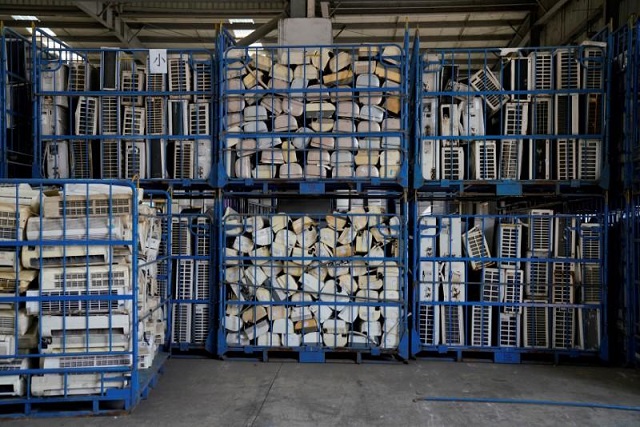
[414,397,640,412]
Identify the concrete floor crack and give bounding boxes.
[246,363,283,427]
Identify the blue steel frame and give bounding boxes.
[216,192,409,362]
[411,33,611,196]
[31,28,215,187]
[410,194,608,363]
[0,179,168,418]
[0,27,34,178]
[216,32,410,195]
[167,190,215,354]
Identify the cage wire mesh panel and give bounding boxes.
[412,196,607,362]
[0,181,168,417]
[412,38,608,195]
[168,194,214,353]
[31,29,215,185]
[218,37,409,193]
[218,192,409,361]
[0,28,34,179]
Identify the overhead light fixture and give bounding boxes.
[228,18,254,24]
[12,15,39,21]
[233,29,253,39]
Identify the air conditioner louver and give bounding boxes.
[441,305,464,346]
[529,209,554,252]
[528,51,552,91]
[482,268,501,302]
[556,139,577,180]
[581,47,604,90]
[555,48,580,89]
[501,268,524,314]
[471,141,497,180]
[146,97,166,135]
[499,140,521,180]
[189,103,210,135]
[552,262,575,304]
[173,140,195,179]
[192,303,209,344]
[499,313,520,347]
[463,226,492,270]
[552,307,575,349]
[526,251,550,298]
[74,96,98,135]
[122,106,146,135]
[125,141,147,179]
[192,61,212,102]
[419,305,440,346]
[70,139,92,179]
[504,102,529,135]
[441,146,464,180]
[578,139,601,180]
[523,301,549,348]
[100,96,120,135]
[168,54,192,95]
[121,69,145,106]
[101,139,123,179]
[171,217,191,256]
[469,67,507,112]
[68,61,90,92]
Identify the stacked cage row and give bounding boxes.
[0,181,168,416]
[33,29,214,184]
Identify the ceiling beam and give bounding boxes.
[74,1,145,50]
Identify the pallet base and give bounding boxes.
[413,348,603,365]
[219,349,407,364]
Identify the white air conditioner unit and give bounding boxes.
[0,270,37,296]
[422,98,438,136]
[39,314,131,352]
[31,373,127,397]
[148,138,167,179]
[125,140,147,179]
[68,61,91,92]
[504,56,531,101]
[194,217,210,256]
[469,67,507,112]
[70,139,92,179]
[168,54,192,95]
[482,268,501,302]
[552,262,575,304]
[554,216,577,258]
[498,223,522,269]
[440,305,464,346]
[194,260,210,301]
[471,140,497,180]
[463,226,492,270]
[21,245,111,269]
[554,48,580,89]
[196,139,212,180]
[578,307,600,350]
[440,104,460,137]
[172,303,193,344]
[100,96,120,135]
[0,309,30,336]
[173,140,195,179]
[529,97,552,179]
[419,305,440,346]
[27,285,131,316]
[193,61,212,102]
[554,95,579,135]
[74,96,98,135]
[171,217,192,256]
[529,209,554,252]
[459,97,485,136]
[101,139,123,179]
[503,102,529,135]
[439,217,462,257]
[44,140,70,179]
[471,305,492,347]
[499,312,520,347]
[422,54,441,92]
[499,140,521,180]
[578,139,602,180]
[440,146,464,180]
[421,140,440,180]
[26,216,124,242]
[122,106,146,135]
[189,103,210,135]
[552,307,575,349]
[526,251,550,298]
[42,184,134,219]
[169,100,189,135]
[40,62,69,108]
[121,68,145,106]
[579,223,601,259]
[441,261,466,302]
[556,139,577,180]
[0,359,28,396]
[38,263,130,292]
[528,51,552,91]
[146,58,167,92]
[192,303,209,345]
[40,103,68,135]
[501,268,524,314]
[523,300,549,348]
[581,46,605,89]
[146,97,166,135]
[41,354,132,370]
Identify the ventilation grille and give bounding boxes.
[195,217,210,256]
[121,69,145,106]
[122,107,146,135]
[529,210,553,252]
[557,139,577,180]
[529,51,552,90]
[552,262,574,304]
[193,62,212,102]
[498,223,521,269]
[579,223,601,259]
[469,67,506,111]
[173,140,194,180]
[578,139,601,180]
[504,103,529,135]
[146,97,166,135]
[555,48,580,89]
[499,313,519,347]
[502,269,524,313]
[463,226,491,270]
[0,210,19,240]
[482,268,501,302]
[50,197,132,218]
[40,289,120,315]
[499,140,520,180]
[56,354,131,369]
[168,54,192,94]
[471,305,492,347]
[441,305,463,346]
[125,141,146,179]
[70,140,92,179]
[523,302,548,348]
[192,303,209,344]
[194,260,209,300]
[532,97,552,134]
[582,48,604,90]
[472,141,497,180]
[419,305,439,345]
[526,255,550,298]
[172,303,192,344]
[171,217,191,256]
[176,259,194,300]
[552,307,575,349]
[74,96,98,135]
[68,62,88,92]
[101,140,122,179]
[582,264,601,303]
[189,103,210,135]
[50,266,128,290]
[100,97,119,135]
[441,146,464,180]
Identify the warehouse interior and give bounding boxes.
[0,0,640,425]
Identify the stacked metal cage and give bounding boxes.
[216,30,411,361]
[32,29,215,185]
[0,181,169,416]
[410,33,610,363]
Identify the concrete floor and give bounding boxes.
[4,359,640,426]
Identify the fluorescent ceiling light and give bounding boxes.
[13,15,39,21]
[229,18,254,24]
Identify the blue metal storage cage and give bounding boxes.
[0,180,169,417]
[411,195,608,363]
[167,191,215,354]
[216,33,410,194]
[31,28,215,187]
[217,192,409,362]
[0,28,34,179]
[411,34,610,196]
